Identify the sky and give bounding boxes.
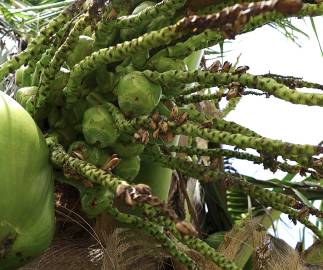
[216,16,323,248]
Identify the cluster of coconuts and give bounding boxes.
[14,1,190,185]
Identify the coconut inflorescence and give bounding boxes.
[1,0,323,269]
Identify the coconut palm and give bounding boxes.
[1,1,323,269]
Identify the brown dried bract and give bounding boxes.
[297,207,310,220]
[71,150,85,160]
[221,61,232,73]
[175,221,198,237]
[275,0,303,15]
[102,156,121,171]
[82,179,94,188]
[209,60,222,73]
[134,184,152,195]
[233,65,249,75]
[134,128,150,144]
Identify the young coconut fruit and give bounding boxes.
[80,185,114,218]
[95,64,115,96]
[82,105,120,148]
[147,53,188,73]
[15,65,31,87]
[113,155,141,181]
[120,1,155,41]
[68,141,110,167]
[0,92,54,270]
[15,86,37,113]
[111,141,145,158]
[66,35,94,68]
[115,71,162,116]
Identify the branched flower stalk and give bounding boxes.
[160,144,312,175]
[146,146,323,238]
[2,0,323,269]
[0,0,86,80]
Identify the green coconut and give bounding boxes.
[113,156,141,181]
[132,1,155,14]
[111,141,145,158]
[115,71,162,116]
[120,1,155,41]
[67,35,94,67]
[95,65,115,94]
[15,86,37,113]
[80,186,114,218]
[147,55,188,73]
[15,66,25,87]
[147,15,169,32]
[68,141,110,166]
[82,105,119,148]
[48,107,66,129]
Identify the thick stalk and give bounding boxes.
[0,0,85,80]
[144,70,323,106]
[116,0,187,28]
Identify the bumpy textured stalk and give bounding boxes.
[63,1,306,105]
[146,147,314,210]
[175,84,208,97]
[107,205,200,270]
[31,21,72,86]
[154,146,323,216]
[102,102,135,133]
[183,236,240,270]
[47,138,125,192]
[93,4,117,51]
[147,145,235,182]
[147,147,323,236]
[174,122,321,162]
[234,180,302,209]
[175,92,224,104]
[63,24,187,105]
[144,70,323,106]
[31,48,56,87]
[127,113,319,165]
[160,145,303,175]
[128,114,319,164]
[183,107,262,138]
[35,14,90,111]
[221,97,241,117]
[262,73,323,91]
[48,138,199,269]
[167,30,222,58]
[267,202,323,239]
[212,118,262,138]
[196,0,252,15]
[0,0,84,80]
[143,205,241,270]
[116,0,186,28]
[167,3,323,58]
